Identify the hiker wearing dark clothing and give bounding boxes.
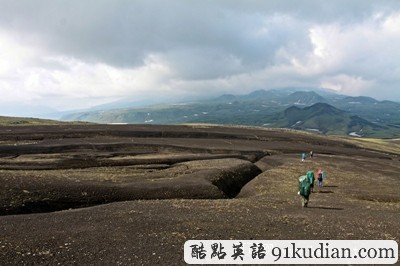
[298,175,311,207]
[310,151,313,159]
[307,171,315,193]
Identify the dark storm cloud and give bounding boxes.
[1,0,397,69]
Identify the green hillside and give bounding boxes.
[333,98,400,125]
[269,103,393,137]
[0,116,88,126]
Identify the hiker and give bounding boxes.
[310,151,314,160]
[317,169,325,187]
[307,171,315,192]
[301,153,306,162]
[298,174,312,207]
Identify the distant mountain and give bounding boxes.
[87,99,158,111]
[61,89,400,137]
[241,89,283,101]
[208,89,329,107]
[279,91,327,106]
[209,89,286,103]
[210,94,238,103]
[333,97,400,125]
[43,97,185,120]
[269,103,387,136]
[341,96,378,104]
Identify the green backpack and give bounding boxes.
[306,171,315,184]
[299,175,311,197]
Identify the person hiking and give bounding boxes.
[307,170,315,192]
[317,169,324,187]
[301,153,306,162]
[298,174,312,207]
[310,151,314,160]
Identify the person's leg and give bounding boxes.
[304,196,309,207]
[301,196,309,207]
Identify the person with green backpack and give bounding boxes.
[307,170,315,193]
[298,171,314,207]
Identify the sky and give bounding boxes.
[0,0,400,117]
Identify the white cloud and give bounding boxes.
[320,74,376,95]
[42,54,175,99]
[286,12,400,98]
[0,30,177,110]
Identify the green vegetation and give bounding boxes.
[333,97,400,126]
[266,103,399,138]
[0,116,90,126]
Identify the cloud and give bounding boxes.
[2,0,397,68]
[309,13,400,99]
[0,0,400,115]
[320,74,376,95]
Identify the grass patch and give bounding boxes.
[344,137,400,155]
[0,116,91,126]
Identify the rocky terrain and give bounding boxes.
[0,124,399,265]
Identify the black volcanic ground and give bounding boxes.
[0,124,399,265]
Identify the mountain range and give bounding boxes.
[62,89,400,138]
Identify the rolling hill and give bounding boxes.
[268,103,388,136]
